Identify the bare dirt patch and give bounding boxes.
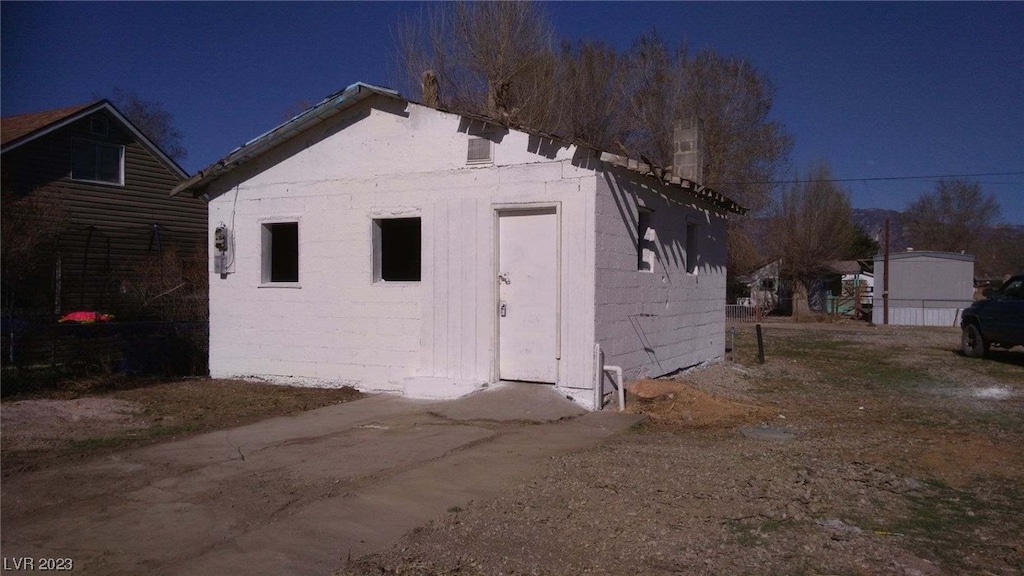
[1,378,363,475]
[341,322,1024,576]
[625,377,770,428]
[1,398,146,451]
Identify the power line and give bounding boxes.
[709,171,1024,186]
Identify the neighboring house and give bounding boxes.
[736,259,872,317]
[872,250,975,326]
[829,260,872,317]
[1,101,206,317]
[735,259,782,310]
[172,82,745,410]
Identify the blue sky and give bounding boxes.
[3,2,1022,223]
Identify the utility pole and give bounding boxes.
[883,218,890,325]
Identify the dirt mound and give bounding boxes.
[624,378,769,427]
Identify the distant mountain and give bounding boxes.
[851,208,908,251]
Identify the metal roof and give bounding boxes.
[873,250,975,262]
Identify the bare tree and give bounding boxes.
[975,225,1024,279]
[1,188,68,362]
[396,2,557,126]
[620,30,685,164]
[108,87,187,162]
[904,178,1001,254]
[550,39,625,148]
[1,189,68,306]
[681,49,792,215]
[769,162,857,318]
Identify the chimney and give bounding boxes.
[673,116,705,185]
[421,70,441,108]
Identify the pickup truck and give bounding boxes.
[961,274,1024,357]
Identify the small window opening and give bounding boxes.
[262,222,299,283]
[638,209,655,272]
[375,218,421,282]
[686,222,699,274]
[467,136,492,164]
[760,278,776,291]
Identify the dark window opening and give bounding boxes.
[686,222,698,274]
[377,218,421,282]
[264,222,298,283]
[71,139,123,184]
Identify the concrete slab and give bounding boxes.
[1,392,643,576]
[429,381,587,422]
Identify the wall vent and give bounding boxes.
[467,136,492,164]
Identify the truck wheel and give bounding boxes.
[962,324,989,358]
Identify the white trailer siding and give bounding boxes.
[872,251,975,326]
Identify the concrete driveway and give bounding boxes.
[1,383,643,575]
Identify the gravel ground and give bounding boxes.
[339,323,1024,576]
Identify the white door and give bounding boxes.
[498,208,559,382]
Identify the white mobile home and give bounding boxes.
[872,250,974,326]
[174,83,745,410]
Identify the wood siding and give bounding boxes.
[2,109,206,316]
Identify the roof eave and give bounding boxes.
[171,82,400,197]
[597,151,747,215]
[2,101,188,181]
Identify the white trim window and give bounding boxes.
[261,221,300,285]
[71,138,124,185]
[373,217,421,282]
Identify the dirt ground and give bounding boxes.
[2,322,1022,575]
[1,378,363,475]
[340,322,1024,576]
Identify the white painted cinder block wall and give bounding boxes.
[205,98,600,406]
[593,167,729,389]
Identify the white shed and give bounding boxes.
[173,83,745,410]
[871,250,975,326]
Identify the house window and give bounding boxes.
[685,222,699,274]
[638,209,655,272]
[760,278,776,291]
[374,217,421,282]
[71,139,124,185]
[261,222,299,283]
